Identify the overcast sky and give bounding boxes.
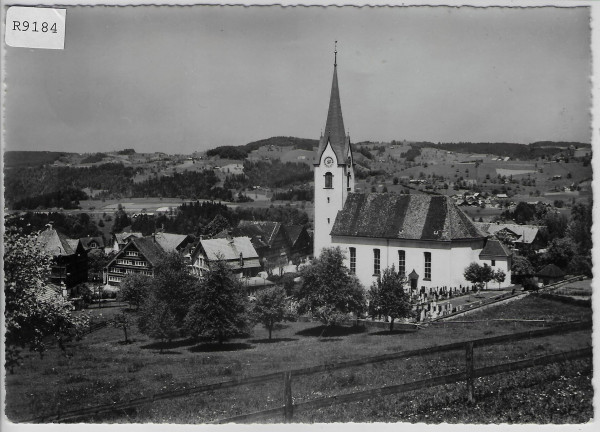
[4,6,591,154]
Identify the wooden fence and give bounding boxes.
[30,320,592,423]
[216,346,591,423]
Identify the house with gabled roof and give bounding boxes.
[313,52,511,290]
[189,236,261,278]
[79,236,106,252]
[282,225,312,260]
[37,226,88,292]
[153,232,193,253]
[111,231,143,252]
[104,236,166,286]
[478,239,512,287]
[215,220,289,265]
[474,222,544,251]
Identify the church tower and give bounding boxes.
[313,46,355,257]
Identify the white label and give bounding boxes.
[5,7,66,50]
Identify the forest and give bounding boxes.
[130,200,310,237]
[206,136,318,159]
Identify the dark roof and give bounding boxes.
[236,221,282,247]
[479,239,511,258]
[536,264,565,278]
[315,64,351,164]
[79,236,105,249]
[129,237,167,266]
[282,225,304,247]
[331,193,486,241]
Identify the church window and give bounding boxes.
[398,250,405,276]
[327,197,330,203]
[349,247,356,274]
[324,172,333,189]
[327,218,330,224]
[373,248,381,276]
[424,252,431,280]
[347,173,351,188]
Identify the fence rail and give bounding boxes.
[29,319,592,423]
[216,347,592,423]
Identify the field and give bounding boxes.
[5,295,592,424]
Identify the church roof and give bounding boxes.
[331,193,486,241]
[316,64,351,165]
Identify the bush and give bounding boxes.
[521,277,539,291]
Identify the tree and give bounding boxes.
[463,262,494,290]
[367,266,412,331]
[492,269,506,289]
[511,256,534,284]
[138,296,179,351]
[87,248,111,282]
[185,259,250,344]
[250,286,294,340]
[4,227,89,371]
[110,310,135,343]
[568,254,592,278]
[295,247,366,327]
[112,205,131,233]
[567,200,593,256]
[544,237,575,269]
[118,273,152,310]
[137,253,199,341]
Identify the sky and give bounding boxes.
[3,6,592,154]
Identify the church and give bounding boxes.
[313,51,511,290]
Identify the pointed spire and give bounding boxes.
[334,40,337,67]
[315,43,351,165]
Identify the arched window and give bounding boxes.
[347,173,351,188]
[324,172,333,189]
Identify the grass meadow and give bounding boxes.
[5,295,592,424]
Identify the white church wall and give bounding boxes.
[479,257,512,288]
[331,235,486,290]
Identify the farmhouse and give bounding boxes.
[111,231,143,252]
[104,237,165,286]
[216,221,312,265]
[189,236,261,278]
[474,222,544,252]
[37,226,88,293]
[314,54,511,289]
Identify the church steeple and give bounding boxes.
[316,43,351,165]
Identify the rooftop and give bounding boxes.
[331,193,485,241]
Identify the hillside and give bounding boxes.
[206,136,318,159]
[4,151,74,168]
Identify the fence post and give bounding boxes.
[465,341,474,403]
[283,371,293,422]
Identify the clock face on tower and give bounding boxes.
[324,157,334,167]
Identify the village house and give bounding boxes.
[536,264,565,286]
[215,221,312,265]
[189,236,261,278]
[110,231,143,252]
[474,222,544,252]
[313,53,512,289]
[104,236,165,286]
[78,236,106,252]
[37,226,88,294]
